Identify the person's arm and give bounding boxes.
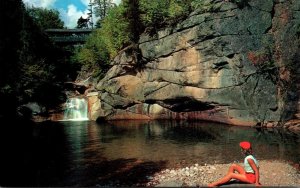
[248,158,261,186]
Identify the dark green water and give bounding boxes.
[2,120,300,186]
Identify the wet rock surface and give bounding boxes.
[146,160,300,187]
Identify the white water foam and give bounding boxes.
[63,98,89,121]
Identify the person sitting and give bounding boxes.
[208,141,261,187]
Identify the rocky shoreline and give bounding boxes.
[146,160,300,187]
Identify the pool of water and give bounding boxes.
[2,120,300,186]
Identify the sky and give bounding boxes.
[22,0,121,28]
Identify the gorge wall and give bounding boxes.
[88,0,300,126]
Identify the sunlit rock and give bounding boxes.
[93,0,300,126]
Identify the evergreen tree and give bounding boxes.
[0,0,24,118]
[122,0,142,43]
[87,0,94,28]
[26,6,64,30]
[93,0,116,28]
[76,16,89,28]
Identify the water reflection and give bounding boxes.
[93,120,300,166]
[3,120,299,187]
[57,120,300,186]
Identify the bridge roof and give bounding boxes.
[45,29,93,34]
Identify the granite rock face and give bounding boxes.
[93,0,300,126]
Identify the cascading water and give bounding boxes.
[63,98,89,121]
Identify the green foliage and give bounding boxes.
[191,0,214,12]
[75,0,195,76]
[76,47,97,65]
[26,6,64,30]
[168,0,191,19]
[0,0,26,117]
[101,5,131,57]
[75,4,131,77]
[0,0,80,120]
[76,16,89,28]
[74,31,109,77]
[139,0,168,28]
[122,0,142,43]
[139,0,191,29]
[75,30,109,65]
[93,0,116,21]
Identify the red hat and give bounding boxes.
[239,141,251,150]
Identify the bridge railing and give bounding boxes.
[45,29,93,44]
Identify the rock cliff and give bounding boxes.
[91,0,300,126]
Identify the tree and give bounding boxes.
[0,0,79,121]
[26,6,64,30]
[0,0,25,119]
[98,5,131,58]
[87,0,94,28]
[92,0,116,27]
[76,16,89,29]
[139,0,191,31]
[74,30,110,78]
[122,0,142,43]
[74,4,131,78]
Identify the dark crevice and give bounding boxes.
[226,53,235,59]
[145,99,156,105]
[233,0,251,9]
[270,106,278,112]
[142,48,188,61]
[251,75,259,96]
[213,61,229,67]
[270,2,276,20]
[157,97,215,112]
[187,34,222,47]
[212,61,229,72]
[106,67,138,81]
[114,102,137,110]
[264,2,275,34]
[64,82,88,94]
[201,34,218,41]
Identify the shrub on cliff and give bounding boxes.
[75,0,193,75]
[74,29,111,78]
[74,4,130,78]
[139,0,191,31]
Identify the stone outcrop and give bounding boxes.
[92,0,300,126]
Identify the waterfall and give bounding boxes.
[63,98,89,121]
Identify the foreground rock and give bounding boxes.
[90,0,300,128]
[146,160,300,187]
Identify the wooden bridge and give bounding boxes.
[45,29,92,45]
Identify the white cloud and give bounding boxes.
[23,0,56,8]
[22,0,121,28]
[59,4,90,28]
[62,0,121,28]
[80,0,90,6]
[113,0,121,5]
